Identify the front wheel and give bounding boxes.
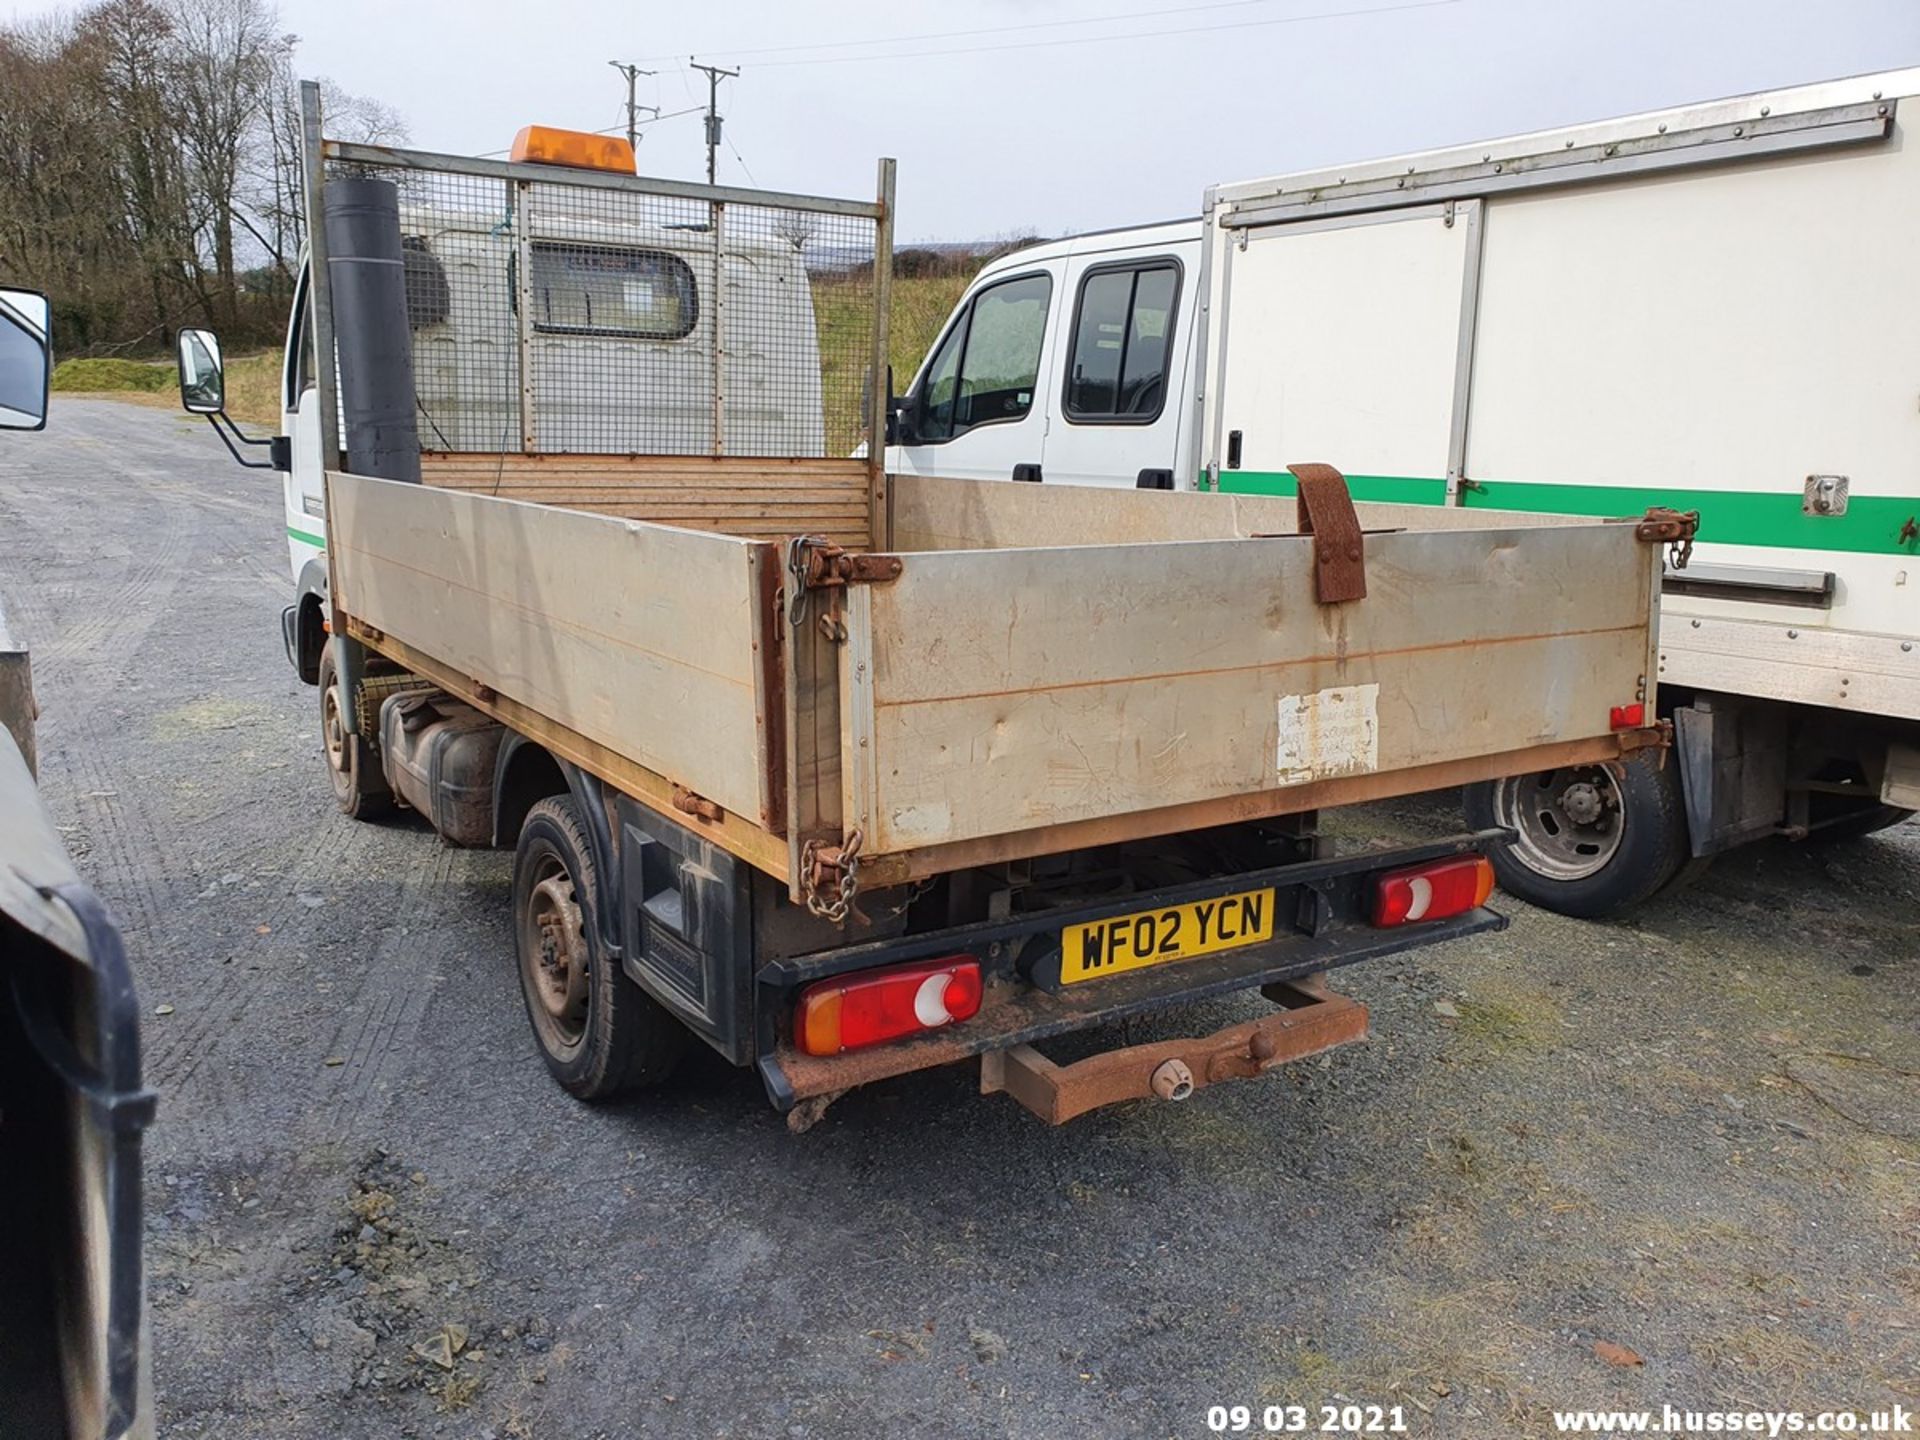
[512,796,686,1100]
[1464,747,1691,919]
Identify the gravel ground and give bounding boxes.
[3,399,1916,1440]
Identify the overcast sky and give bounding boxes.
[16,0,1920,239]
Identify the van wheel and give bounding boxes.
[316,647,392,820]
[1463,748,1690,919]
[512,796,686,1100]
[1812,802,1915,842]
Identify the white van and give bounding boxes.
[887,219,1202,491]
[891,68,1920,919]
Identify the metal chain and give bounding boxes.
[1669,519,1698,572]
[801,827,864,924]
[787,535,830,628]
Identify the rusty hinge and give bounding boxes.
[671,785,723,824]
[1287,462,1367,604]
[791,537,903,591]
[1635,506,1701,569]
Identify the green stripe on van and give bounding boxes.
[1217,472,1448,506]
[1215,471,1920,555]
[287,525,325,548]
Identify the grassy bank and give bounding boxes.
[814,266,983,453]
[52,351,282,427]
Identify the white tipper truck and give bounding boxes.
[180,86,1687,1126]
[888,67,1920,918]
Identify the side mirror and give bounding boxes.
[889,394,916,447]
[0,288,51,432]
[176,328,225,414]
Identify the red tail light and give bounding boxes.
[795,957,983,1057]
[1372,854,1495,927]
[1610,702,1646,730]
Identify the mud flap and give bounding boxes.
[1673,700,1787,856]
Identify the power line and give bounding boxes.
[475,105,705,159]
[606,60,659,150]
[745,0,1461,68]
[688,59,739,186]
[650,0,1343,62]
[644,0,1456,66]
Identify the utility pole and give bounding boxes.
[689,59,739,185]
[606,60,658,151]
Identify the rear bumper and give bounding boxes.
[755,830,1505,1112]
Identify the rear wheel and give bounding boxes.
[1810,801,1915,842]
[316,646,392,820]
[1464,747,1691,919]
[512,796,686,1100]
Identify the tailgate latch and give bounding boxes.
[1635,506,1700,570]
[1288,462,1368,604]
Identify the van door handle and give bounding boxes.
[1012,463,1043,483]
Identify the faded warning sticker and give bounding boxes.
[1276,683,1380,786]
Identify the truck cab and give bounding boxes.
[888,220,1202,490]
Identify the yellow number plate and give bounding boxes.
[1059,888,1277,985]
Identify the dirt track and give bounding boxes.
[4,399,1916,1438]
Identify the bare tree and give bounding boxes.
[0,0,409,351]
[246,50,407,282]
[166,0,276,324]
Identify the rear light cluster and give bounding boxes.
[794,858,1495,1054]
[795,957,982,1057]
[1610,702,1646,730]
[1371,854,1495,927]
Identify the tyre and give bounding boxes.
[1811,802,1915,843]
[1463,747,1691,919]
[512,795,686,1100]
[316,646,393,821]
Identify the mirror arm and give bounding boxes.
[210,410,273,448]
[202,412,276,470]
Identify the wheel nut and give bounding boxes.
[1150,1058,1195,1102]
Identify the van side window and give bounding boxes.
[918,272,1052,442]
[1063,260,1180,424]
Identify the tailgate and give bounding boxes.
[841,511,1661,865]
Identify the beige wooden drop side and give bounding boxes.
[325,454,1672,915]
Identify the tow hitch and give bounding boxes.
[978,976,1366,1124]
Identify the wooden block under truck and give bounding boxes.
[179,85,1689,1126]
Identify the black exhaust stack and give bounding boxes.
[324,177,420,483]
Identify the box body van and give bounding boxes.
[891,68,1920,917]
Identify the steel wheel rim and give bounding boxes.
[522,859,590,1053]
[321,682,348,775]
[1492,765,1625,881]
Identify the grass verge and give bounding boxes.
[52,351,282,428]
